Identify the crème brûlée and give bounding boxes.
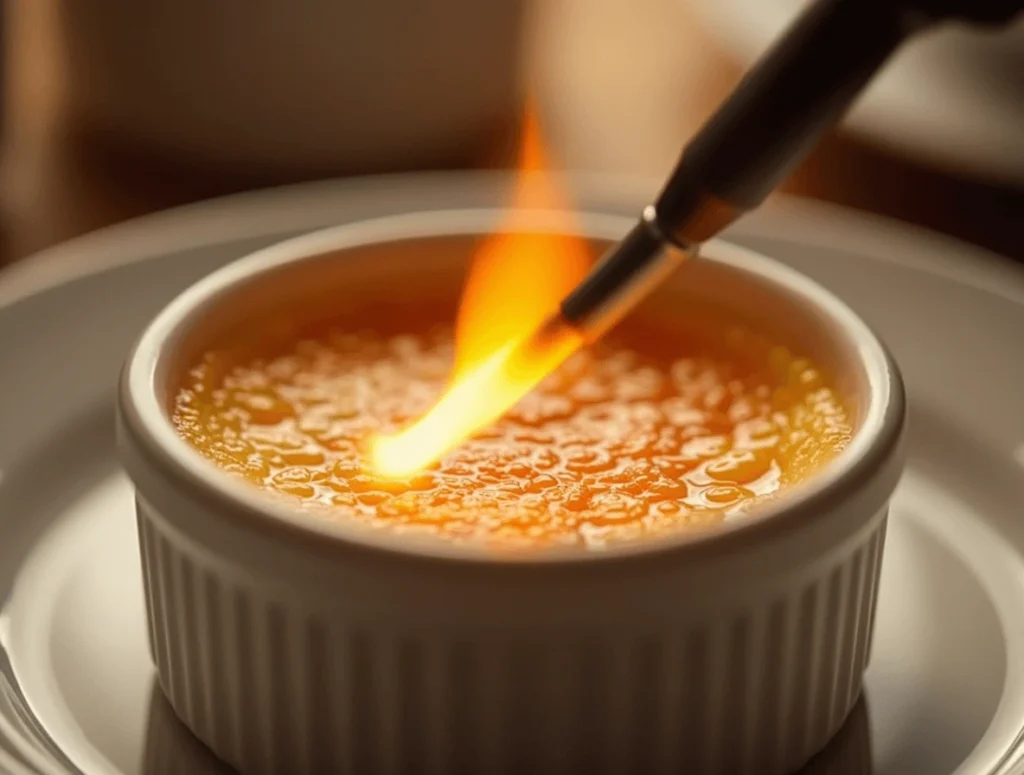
[172,305,853,550]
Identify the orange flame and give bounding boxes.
[451,102,592,376]
[372,104,593,477]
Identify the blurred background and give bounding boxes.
[0,0,1021,267]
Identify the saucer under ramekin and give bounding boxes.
[117,209,905,775]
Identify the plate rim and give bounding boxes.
[1,172,1022,315]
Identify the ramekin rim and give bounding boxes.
[118,208,905,566]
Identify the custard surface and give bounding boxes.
[173,314,852,549]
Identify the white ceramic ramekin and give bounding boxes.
[143,675,873,775]
[118,210,905,775]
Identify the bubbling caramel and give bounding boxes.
[173,311,852,550]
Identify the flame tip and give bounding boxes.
[366,102,589,479]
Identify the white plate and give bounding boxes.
[1,173,1024,775]
[686,0,1024,186]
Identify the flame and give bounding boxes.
[372,103,593,477]
[451,101,592,376]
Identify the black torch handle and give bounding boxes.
[652,0,1023,248]
[555,0,1020,334]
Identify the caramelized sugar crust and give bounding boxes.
[173,309,851,550]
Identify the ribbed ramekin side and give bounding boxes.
[143,681,232,775]
[138,501,334,775]
[137,497,887,775]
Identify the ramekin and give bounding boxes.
[143,677,873,775]
[118,209,905,775]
